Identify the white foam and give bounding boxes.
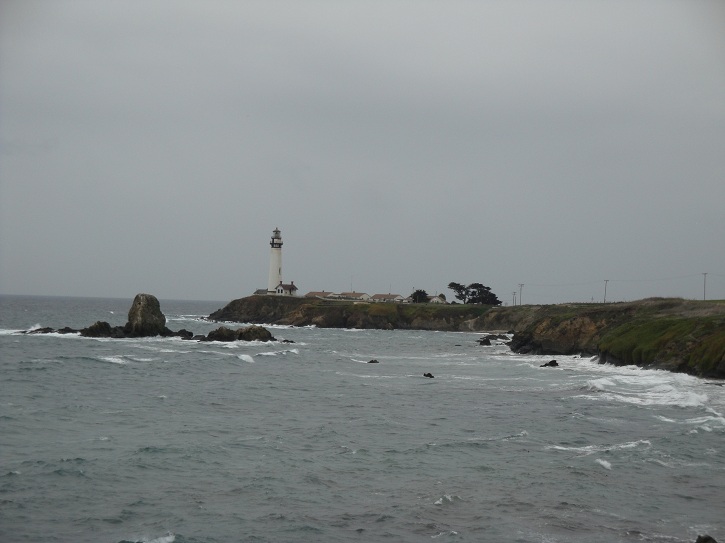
[142,534,175,543]
[258,348,299,356]
[578,374,709,408]
[595,458,612,470]
[237,354,255,363]
[99,356,128,365]
[546,439,650,456]
[434,494,462,505]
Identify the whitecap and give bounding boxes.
[434,494,462,505]
[133,533,175,543]
[99,356,128,365]
[258,349,299,356]
[546,439,650,456]
[237,354,255,363]
[595,458,612,470]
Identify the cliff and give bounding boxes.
[208,296,725,378]
[479,298,725,378]
[208,295,491,331]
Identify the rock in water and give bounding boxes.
[204,326,239,342]
[203,325,276,342]
[237,325,275,342]
[125,293,167,337]
[81,321,114,337]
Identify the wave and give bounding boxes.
[434,494,463,505]
[581,376,709,408]
[118,533,175,543]
[99,356,128,365]
[595,458,612,470]
[258,348,300,356]
[546,439,651,456]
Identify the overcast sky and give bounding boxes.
[1,1,724,304]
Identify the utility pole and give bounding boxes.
[603,279,609,303]
[512,291,517,306]
[703,273,707,301]
[518,283,524,306]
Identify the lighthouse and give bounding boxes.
[267,228,283,294]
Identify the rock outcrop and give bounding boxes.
[125,293,167,337]
[202,325,275,342]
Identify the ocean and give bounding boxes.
[1,295,723,543]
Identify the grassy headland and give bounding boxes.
[209,296,725,378]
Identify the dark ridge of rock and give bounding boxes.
[540,360,559,368]
[423,372,434,378]
[25,327,56,334]
[203,326,238,342]
[202,325,276,342]
[237,325,276,342]
[171,329,194,340]
[695,536,718,543]
[368,359,379,364]
[81,321,119,338]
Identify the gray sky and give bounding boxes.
[1,1,724,304]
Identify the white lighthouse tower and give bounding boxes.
[266,227,283,294]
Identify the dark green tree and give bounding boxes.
[448,282,502,306]
[447,282,469,304]
[410,289,429,303]
[467,283,502,305]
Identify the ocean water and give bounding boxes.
[1,295,723,543]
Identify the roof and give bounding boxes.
[371,293,403,300]
[338,292,369,298]
[305,291,332,298]
[278,283,298,291]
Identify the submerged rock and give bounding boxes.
[540,360,559,368]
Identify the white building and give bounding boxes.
[264,228,298,296]
[371,293,404,303]
[266,228,283,294]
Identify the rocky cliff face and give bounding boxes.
[503,299,725,378]
[208,295,490,331]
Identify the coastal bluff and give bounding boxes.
[209,296,725,378]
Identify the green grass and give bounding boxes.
[599,316,725,374]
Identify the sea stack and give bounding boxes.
[125,293,167,336]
